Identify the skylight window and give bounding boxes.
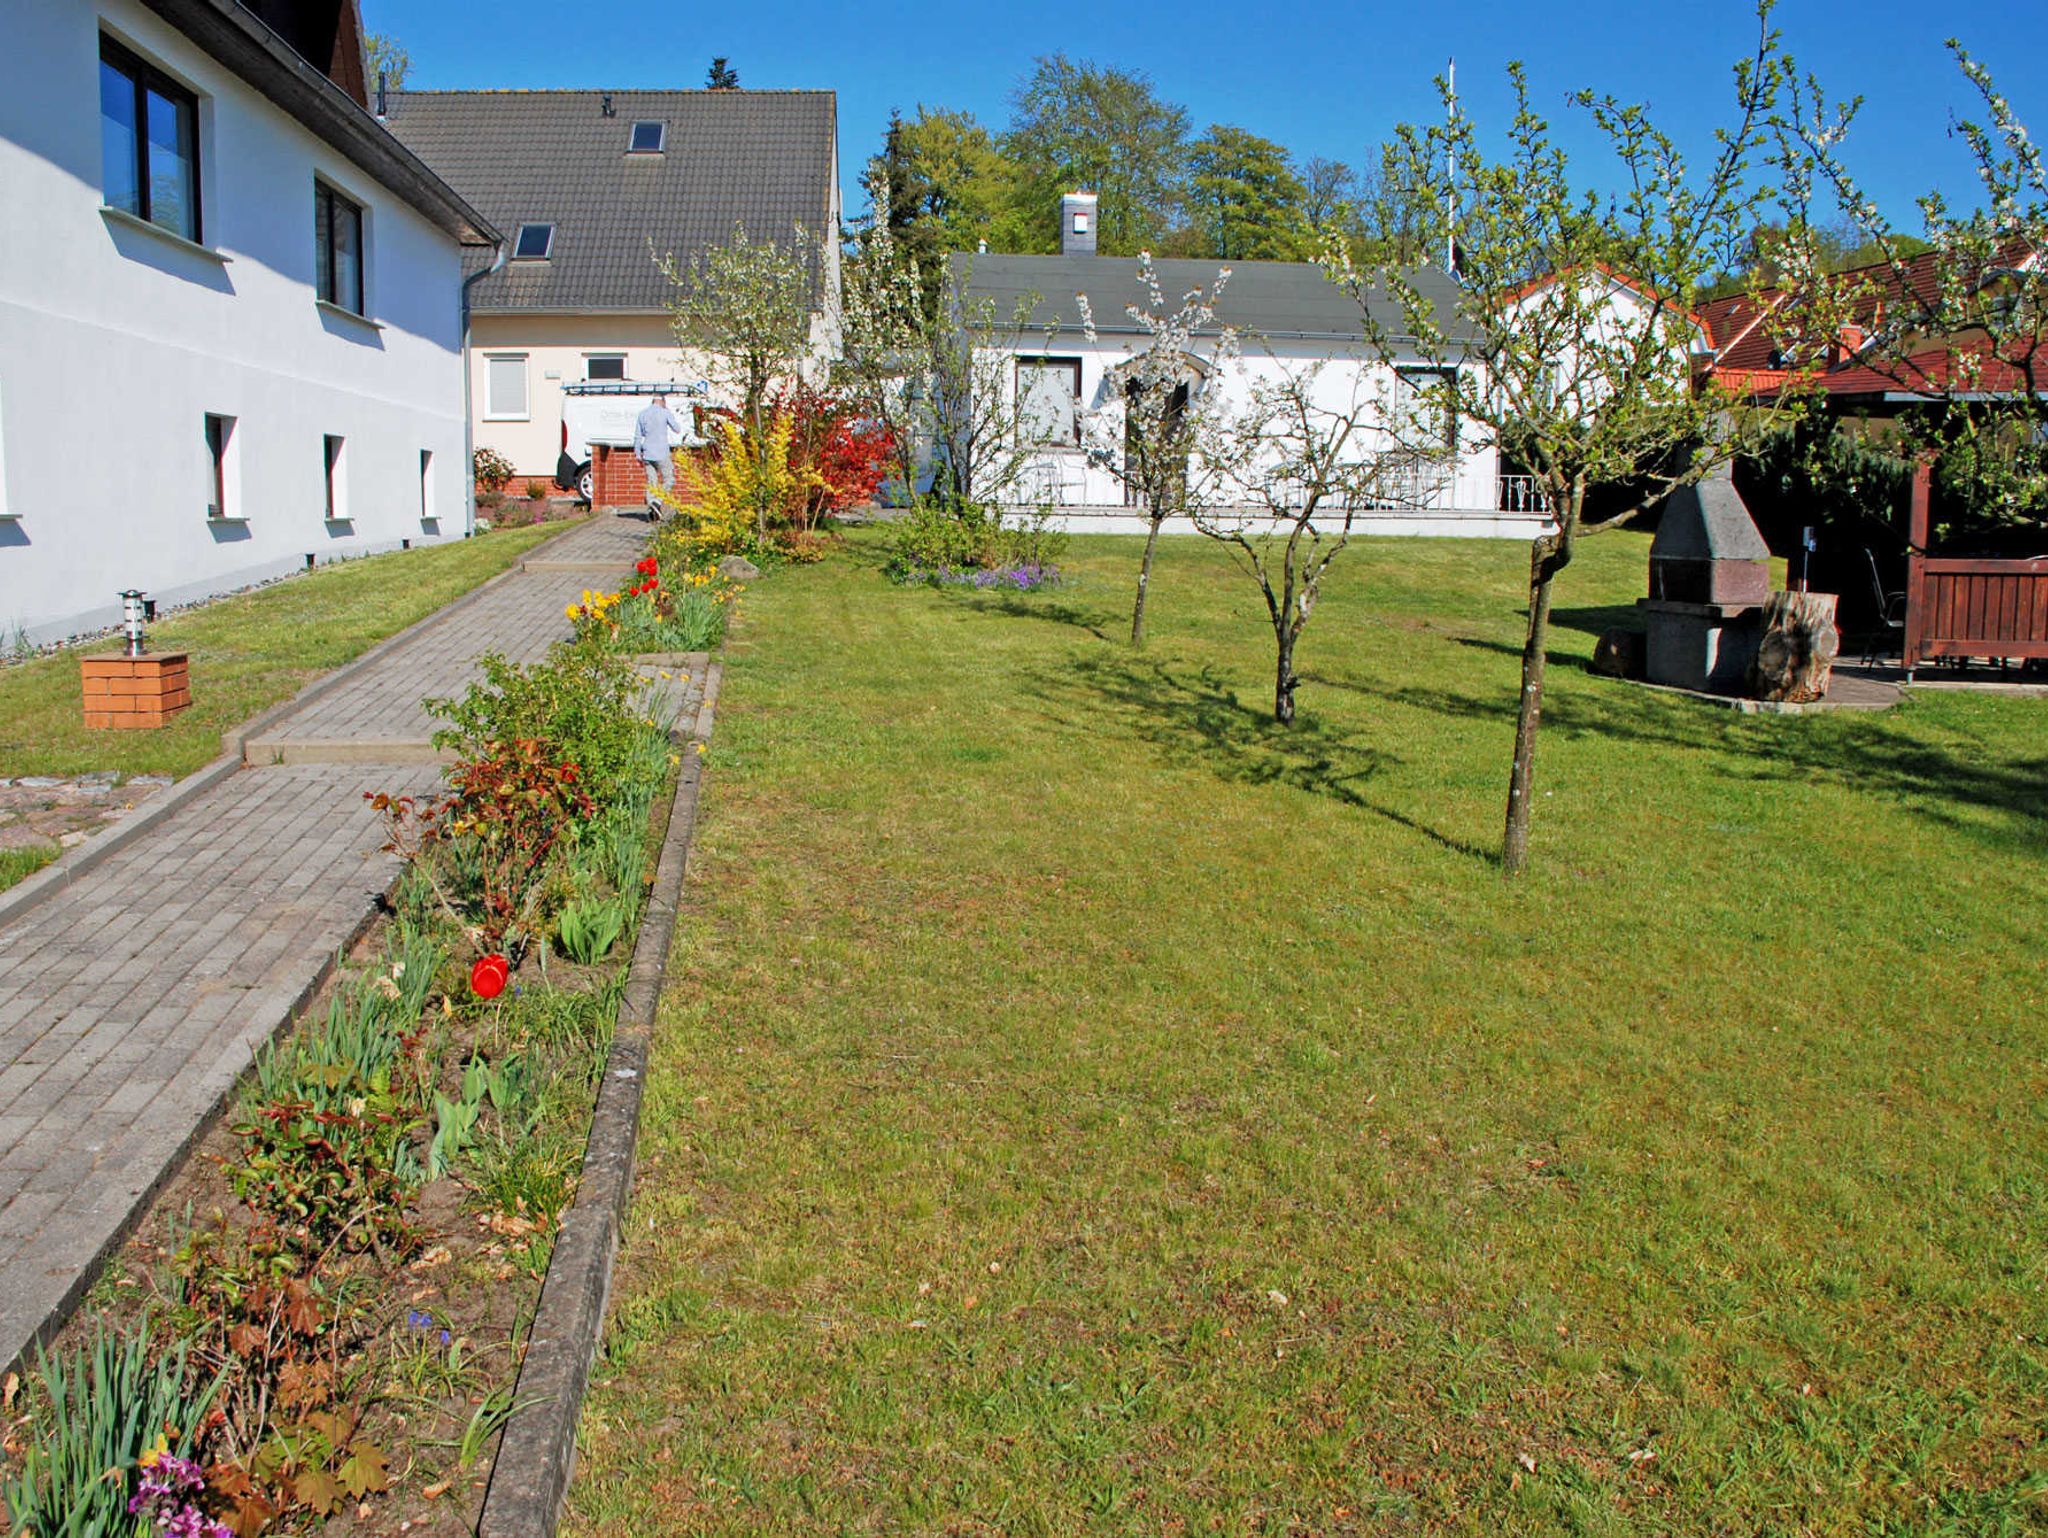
[513,222,554,260]
[629,120,665,154]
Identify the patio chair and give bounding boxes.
[1860,547,1907,666]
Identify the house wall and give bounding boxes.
[980,335,1534,538]
[0,0,475,646]
[468,312,710,479]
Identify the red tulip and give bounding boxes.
[471,954,509,999]
[635,556,659,577]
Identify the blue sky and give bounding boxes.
[363,0,2047,232]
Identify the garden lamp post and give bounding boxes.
[120,589,148,657]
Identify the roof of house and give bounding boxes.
[138,0,495,244]
[1699,243,2046,400]
[382,89,837,313]
[949,252,1469,346]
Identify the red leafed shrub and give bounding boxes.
[772,382,896,530]
[369,737,593,947]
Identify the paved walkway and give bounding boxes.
[0,514,652,1374]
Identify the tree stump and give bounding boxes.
[1592,628,1644,679]
[1751,591,1839,703]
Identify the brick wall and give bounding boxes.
[595,444,683,510]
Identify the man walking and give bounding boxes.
[633,393,686,519]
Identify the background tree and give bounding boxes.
[1184,125,1310,260]
[1337,10,1798,875]
[706,58,740,90]
[1006,54,1190,254]
[1300,156,1367,254]
[659,223,819,538]
[1076,258,1239,644]
[365,32,409,91]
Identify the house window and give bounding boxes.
[420,449,436,523]
[323,435,347,521]
[1395,367,1459,449]
[628,120,665,154]
[100,37,200,242]
[485,355,529,420]
[204,414,237,520]
[512,223,554,260]
[584,355,627,381]
[314,182,365,314]
[1017,357,1083,446]
[0,374,12,519]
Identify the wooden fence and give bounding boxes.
[1904,461,2048,673]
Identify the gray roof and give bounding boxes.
[950,252,1468,347]
[382,89,836,313]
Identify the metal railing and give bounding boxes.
[1497,474,1550,514]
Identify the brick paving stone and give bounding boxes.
[0,515,658,1374]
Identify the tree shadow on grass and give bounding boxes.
[1031,654,1497,864]
[950,591,1110,641]
[1305,667,2046,852]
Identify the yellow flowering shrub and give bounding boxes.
[654,415,797,563]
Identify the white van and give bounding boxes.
[555,379,715,502]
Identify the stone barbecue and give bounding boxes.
[1638,477,1772,692]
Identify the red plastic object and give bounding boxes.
[471,954,509,1000]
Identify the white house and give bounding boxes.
[0,0,497,645]
[950,195,1540,538]
[383,87,841,498]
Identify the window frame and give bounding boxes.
[484,353,530,421]
[1394,365,1460,451]
[313,179,366,316]
[420,448,436,524]
[1016,356,1084,447]
[512,222,554,261]
[203,412,240,521]
[583,354,628,382]
[628,120,666,154]
[323,434,347,522]
[99,35,202,243]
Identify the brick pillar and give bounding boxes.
[594,445,652,509]
[82,653,191,729]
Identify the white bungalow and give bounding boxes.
[950,194,1545,538]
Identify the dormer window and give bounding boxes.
[513,222,554,260]
[629,120,665,154]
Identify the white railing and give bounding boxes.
[1497,474,1550,514]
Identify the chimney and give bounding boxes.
[601,92,616,119]
[375,70,387,119]
[1826,321,1866,369]
[1061,191,1098,257]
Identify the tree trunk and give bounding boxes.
[1131,515,1166,647]
[1274,627,1297,724]
[1752,591,1840,702]
[1501,523,1571,877]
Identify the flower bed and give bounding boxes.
[898,563,1062,591]
[566,556,740,656]
[2,619,688,1534]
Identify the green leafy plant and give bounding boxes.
[427,1088,480,1180]
[884,502,1067,582]
[425,640,649,813]
[556,893,628,964]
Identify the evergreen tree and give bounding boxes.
[706,57,739,89]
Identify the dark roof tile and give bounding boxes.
[383,88,836,312]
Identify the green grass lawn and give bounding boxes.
[0,523,566,782]
[571,530,2047,1536]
